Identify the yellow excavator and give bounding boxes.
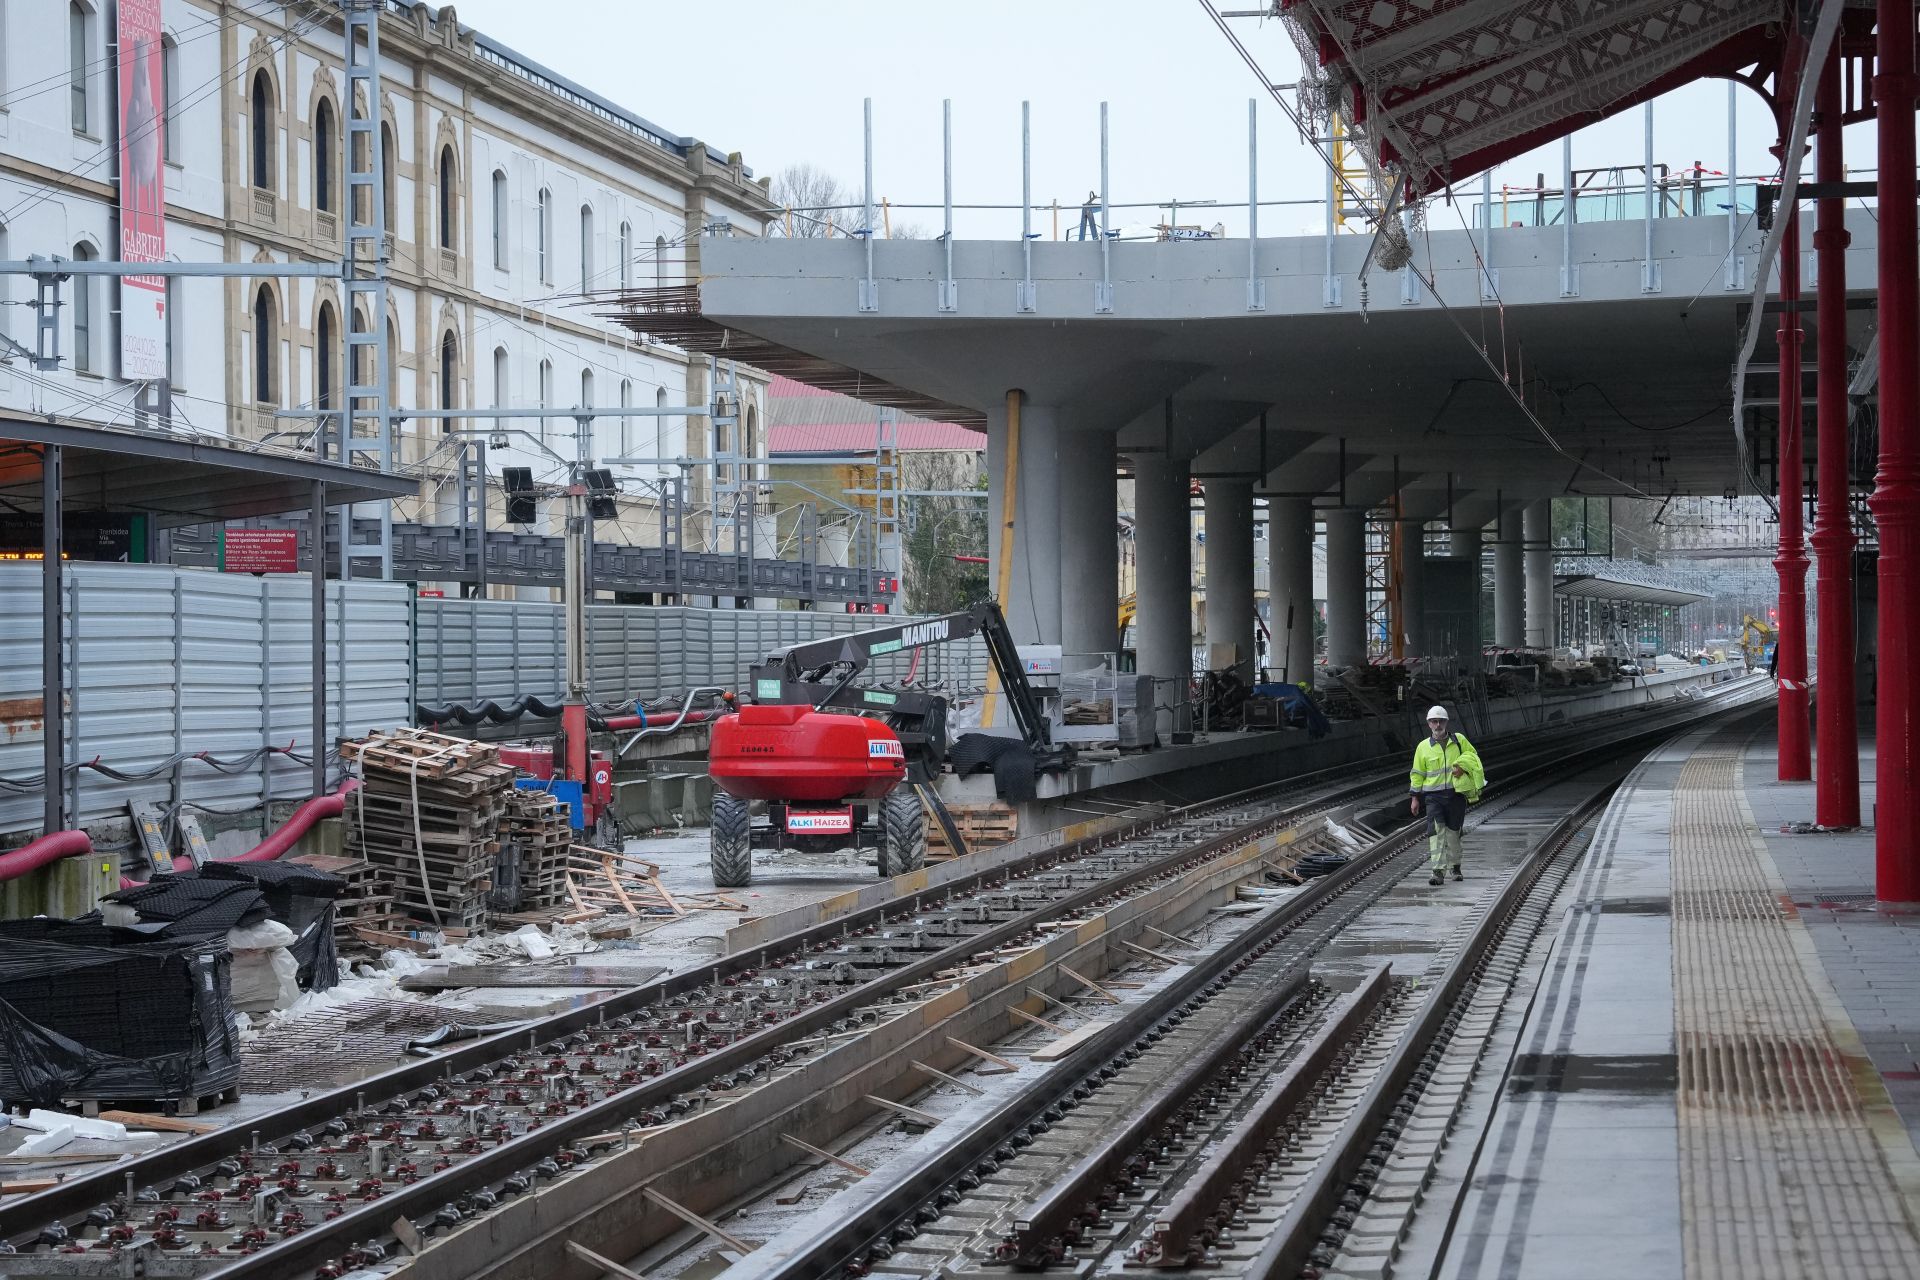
[1741,613,1777,671]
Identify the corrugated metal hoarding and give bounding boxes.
[0,565,412,833]
[414,600,988,706]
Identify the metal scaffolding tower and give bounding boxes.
[341,0,394,578]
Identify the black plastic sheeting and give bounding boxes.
[948,733,1039,804]
[0,924,239,1108]
[102,876,269,937]
[201,861,343,993]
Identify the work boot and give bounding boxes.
[1451,867,1464,882]
[1429,872,1444,886]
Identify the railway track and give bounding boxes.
[0,681,1765,1280]
[711,692,1763,1280]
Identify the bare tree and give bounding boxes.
[768,164,853,238]
[889,221,929,240]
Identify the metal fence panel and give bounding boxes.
[0,565,413,835]
[413,600,990,704]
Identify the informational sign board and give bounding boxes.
[0,513,142,562]
[219,530,299,574]
[116,0,168,382]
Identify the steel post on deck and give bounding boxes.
[1811,49,1859,826]
[1774,203,1812,781]
[311,480,328,799]
[1874,0,1920,903]
[42,444,63,835]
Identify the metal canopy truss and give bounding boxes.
[1274,0,1779,197]
[163,517,892,606]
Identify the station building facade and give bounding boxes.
[0,0,772,571]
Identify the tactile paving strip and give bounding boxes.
[1671,733,1920,1278]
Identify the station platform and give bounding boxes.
[934,662,1746,827]
[1433,713,1920,1279]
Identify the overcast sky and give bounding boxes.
[454,1,1876,240]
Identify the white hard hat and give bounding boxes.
[1426,705,1449,721]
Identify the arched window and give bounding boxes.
[537,359,553,441]
[439,331,458,432]
[536,188,552,284]
[655,385,668,458]
[491,346,508,409]
[437,146,456,250]
[71,242,96,374]
[579,204,593,290]
[654,234,666,287]
[580,368,593,415]
[619,378,634,452]
[161,35,180,159]
[249,70,273,190]
[380,121,397,234]
[252,286,276,404]
[618,222,632,290]
[314,98,336,213]
[315,303,337,413]
[490,170,507,270]
[69,3,91,134]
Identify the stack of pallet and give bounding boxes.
[340,729,517,930]
[286,852,401,944]
[925,801,1019,860]
[497,789,574,909]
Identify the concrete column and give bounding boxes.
[1493,508,1523,648]
[1523,499,1553,647]
[986,393,1061,645]
[1398,522,1426,657]
[1204,479,1255,679]
[1324,507,1366,668]
[1060,430,1119,657]
[1133,455,1193,684]
[1267,497,1315,682]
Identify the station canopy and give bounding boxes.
[1555,558,1711,608]
[0,417,416,529]
[1282,0,1779,197]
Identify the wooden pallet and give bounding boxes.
[926,802,1019,858]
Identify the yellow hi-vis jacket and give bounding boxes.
[1409,731,1485,802]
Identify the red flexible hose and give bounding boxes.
[0,829,96,884]
[114,778,362,888]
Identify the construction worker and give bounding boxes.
[1408,706,1484,885]
[1077,191,1100,241]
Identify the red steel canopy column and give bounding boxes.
[1873,0,1920,903]
[1812,47,1861,827]
[1774,36,1813,784]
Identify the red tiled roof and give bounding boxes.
[769,375,837,399]
[768,422,986,454]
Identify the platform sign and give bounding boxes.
[116,0,168,382]
[219,529,299,574]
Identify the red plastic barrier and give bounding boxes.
[0,829,96,885]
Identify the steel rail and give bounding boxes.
[1012,962,1395,1266]
[1240,787,1616,1279]
[0,756,1382,1243]
[726,688,1766,1280]
[116,776,1414,1277]
[4,681,1744,1246]
[1137,964,1396,1267]
[0,680,1763,1272]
